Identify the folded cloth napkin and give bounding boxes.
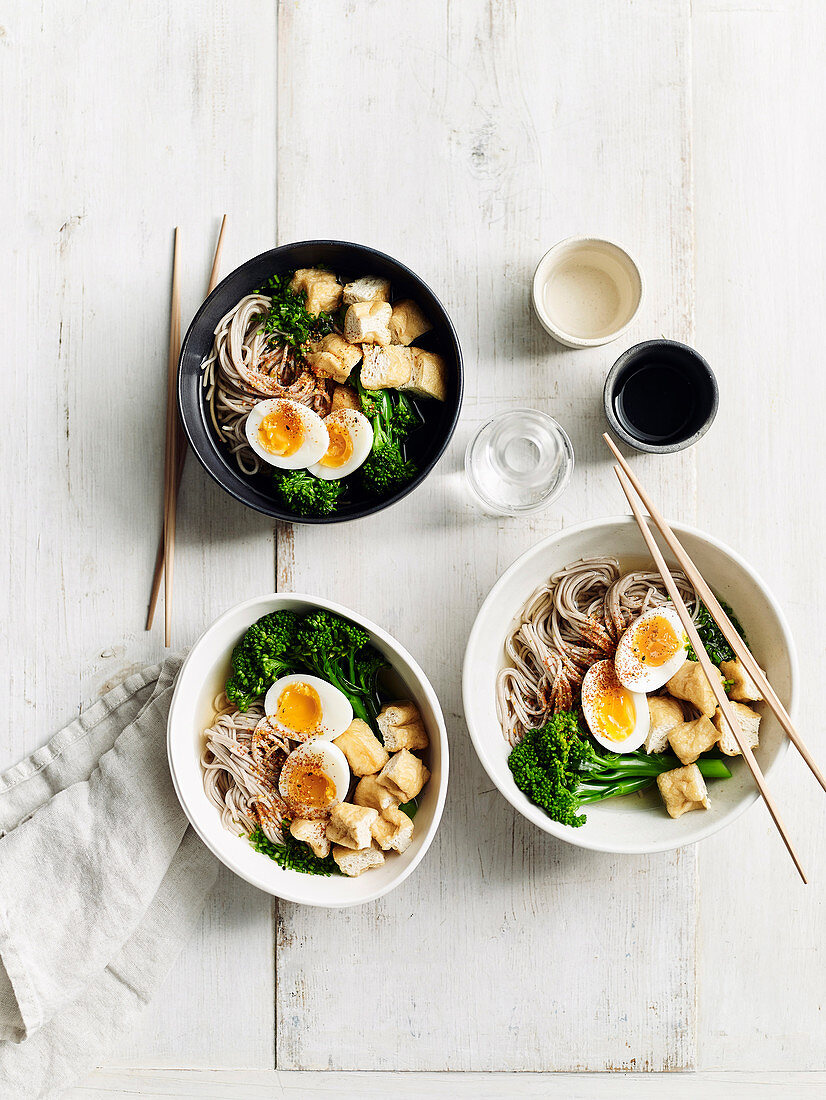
[0,656,218,1099]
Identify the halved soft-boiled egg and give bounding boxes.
[309,409,374,480]
[264,673,353,743]
[244,398,329,469]
[581,658,650,753]
[614,606,688,693]
[278,740,350,820]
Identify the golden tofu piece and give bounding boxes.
[332,844,385,876]
[376,749,430,802]
[305,333,362,383]
[377,700,429,752]
[331,384,361,413]
[289,818,331,859]
[353,774,399,814]
[289,268,343,316]
[666,660,724,717]
[389,299,432,346]
[645,696,684,754]
[399,348,447,401]
[713,701,761,756]
[371,806,414,853]
[720,659,763,703]
[325,803,378,850]
[667,715,719,765]
[343,300,393,346]
[657,764,710,818]
[360,345,414,389]
[342,276,392,305]
[334,718,389,777]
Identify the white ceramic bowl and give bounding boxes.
[532,236,644,348]
[168,593,448,906]
[463,516,797,854]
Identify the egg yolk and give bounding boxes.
[258,405,304,456]
[320,422,354,469]
[285,759,336,810]
[586,663,638,742]
[632,616,681,667]
[276,682,323,736]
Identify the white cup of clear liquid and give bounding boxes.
[465,409,574,516]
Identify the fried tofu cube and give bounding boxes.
[305,333,362,383]
[376,700,429,752]
[666,660,724,717]
[399,348,447,401]
[376,749,430,802]
[332,844,385,876]
[289,268,343,316]
[645,696,684,754]
[720,659,763,703]
[325,803,378,850]
[353,774,399,814]
[360,345,414,389]
[342,276,392,306]
[343,300,393,346]
[657,764,710,818]
[667,715,719,765]
[331,384,361,413]
[371,806,414,853]
[289,818,331,859]
[713,701,761,756]
[389,299,432,346]
[334,718,389,777]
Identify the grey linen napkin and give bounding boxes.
[0,656,218,1099]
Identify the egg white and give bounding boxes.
[245,398,329,469]
[581,658,650,753]
[264,672,353,743]
[309,409,374,481]
[614,606,688,693]
[278,740,351,819]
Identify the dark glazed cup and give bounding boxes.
[603,339,718,454]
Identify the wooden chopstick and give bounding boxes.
[146,215,228,634]
[603,431,826,797]
[162,229,183,648]
[613,464,807,882]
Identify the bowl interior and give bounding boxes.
[168,593,448,906]
[178,241,463,523]
[463,516,796,854]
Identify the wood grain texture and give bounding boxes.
[274,0,697,1073]
[692,0,826,1070]
[0,0,278,1071]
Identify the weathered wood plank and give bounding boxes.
[274,0,697,1072]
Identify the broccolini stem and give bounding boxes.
[578,777,654,803]
[577,757,732,804]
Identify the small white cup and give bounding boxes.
[531,236,644,349]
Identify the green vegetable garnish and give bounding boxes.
[353,370,419,496]
[272,468,344,517]
[250,828,340,876]
[225,610,301,711]
[508,710,732,828]
[397,798,418,819]
[685,598,748,666]
[260,272,335,352]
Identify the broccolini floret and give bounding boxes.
[225,610,300,711]
[272,468,344,517]
[353,370,419,496]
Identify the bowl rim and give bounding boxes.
[603,339,719,454]
[462,514,798,854]
[531,235,645,348]
[177,239,464,524]
[167,590,450,906]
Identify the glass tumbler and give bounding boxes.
[465,409,574,517]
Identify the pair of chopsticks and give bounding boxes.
[604,433,819,883]
[146,216,228,645]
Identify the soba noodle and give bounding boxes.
[201,293,333,475]
[201,694,291,843]
[495,557,698,745]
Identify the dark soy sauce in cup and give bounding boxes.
[604,340,718,454]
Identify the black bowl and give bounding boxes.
[178,240,464,523]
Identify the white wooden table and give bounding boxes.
[2,1,824,1096]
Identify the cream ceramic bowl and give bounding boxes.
[463,516,797,854]
[168,593,448,906]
